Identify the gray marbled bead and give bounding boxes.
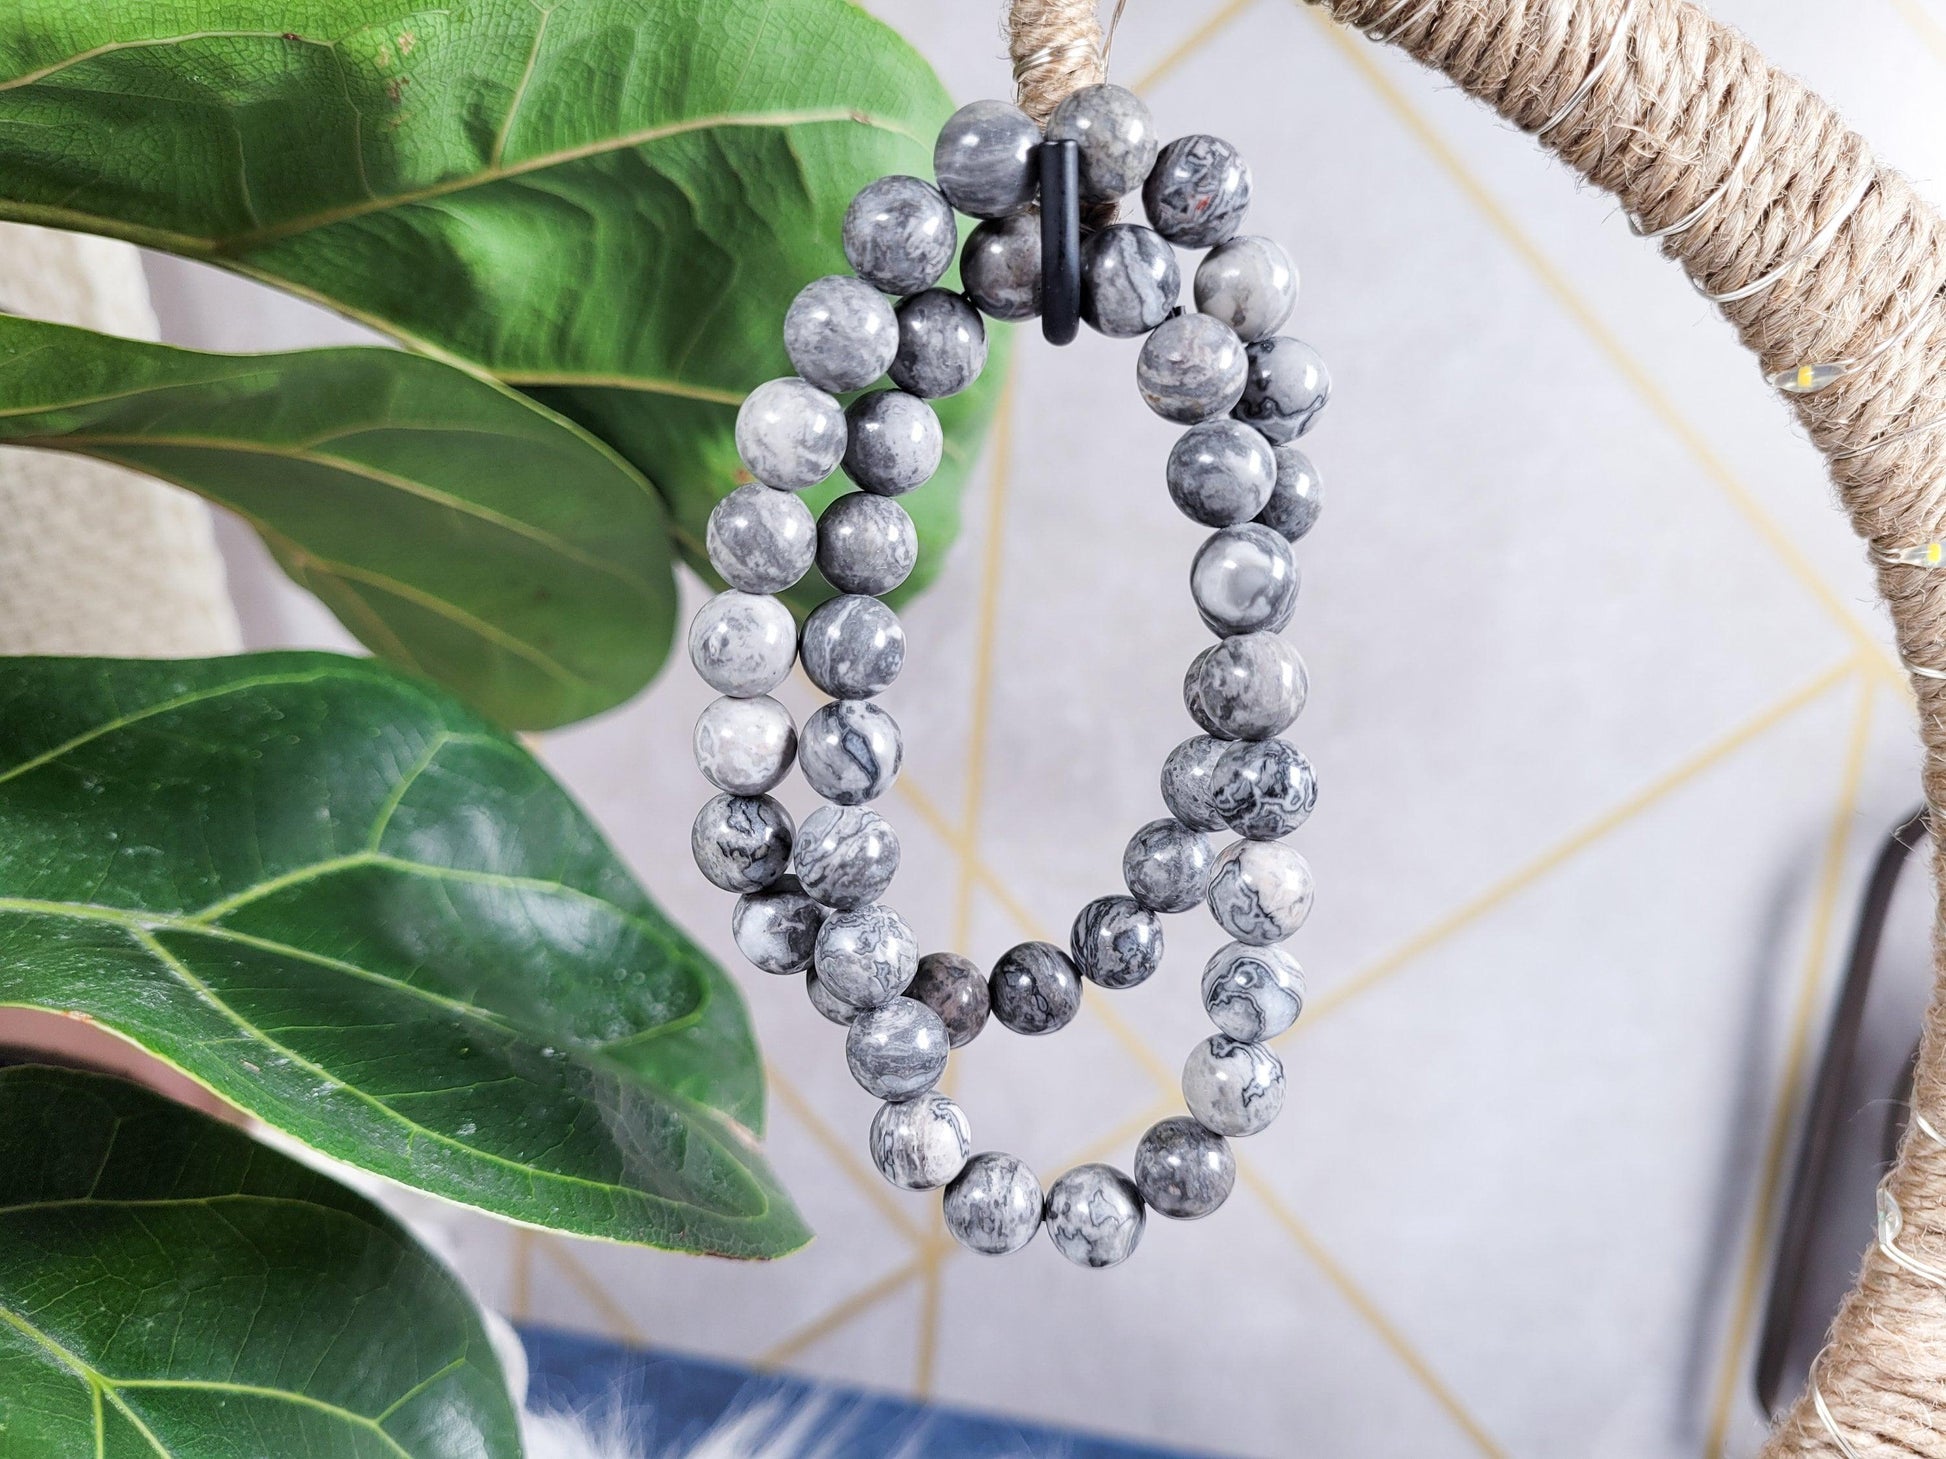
[1233,336,1331,444]
[1046,83,1158,202]
[1133,1116,1235,1219]
[1211,738,1316,839]
[806,970,863,1026]
[814,903,919,1008]
[693,694,795,796]
[1194,235,1297,343]
[1201,941,1304,1041]
[784,275,899,393]
[1190,523,1298,636]
[798,700,901,805]
[870,1091,972,1190]
[1143,134,1252,248]
[688,591,796,698]
[942,1151,1042,1255]
[1069,894,1164,990]
[1160,734,1230,832]
[735,378,846,489]
[707,483,816,594]
[817,493,916,597]
[1184,633,1307,741]
[890,290,988,400]
[1207,840,1314,945]
[1183,1034,1286,1136]
[1136,313,1248,424]
[732,875,824,976]
[1166,420,1276,527]
[691,793,792,894]
[961,215,1042,322]
[1080,224,1180,338]
[1044,1163,1145,1268]
[1122,817,1214,914]
[845,997,949,1100]
[1258,443,1323,542]
[844,390,942,496]
[989,941,1083,1035]
[843,175,956,295]
[906,952,990,1048]
[794,804,899,910]
[934,99,1041,219]
[801,595,904,700]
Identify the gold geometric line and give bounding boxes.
[912,1244,947,1398]
[768,1067,928,1246]
[509,1229,534,1323]
[1889,0,1946,69]
[1128,0,1261,94]
[755,1256,928,1367]
[536,1237,650,1347]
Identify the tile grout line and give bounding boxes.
[1127,0,1262,94]
[755,1257,929,1367]
[769,1066,930,1246]
[537,1238,651,1347]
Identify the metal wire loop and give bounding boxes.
[1832,407,1946,462]
[1364,0,1438,42]
[1695,169,1875,305]
[1536,0,1637,138]
[1626,103,1766,241]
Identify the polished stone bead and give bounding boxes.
[870,1090,972,1189]
[1190,523,1298,636]
[843,390,942,496]
[1044,1163,1145,1268]
[1166,419,1276,527]
[1069,894,1164,990]
[1136,313,1248,424]
[806,970,863,1026]
[797,699,902,805]
[906,952,990,1048]
[1194,235,1297,343]
[846,997,950,1100]
[732,875,824,976]
[934,99,1041,218]
[800,595,905,699]
[690,793,792,894]
[1133,1115,1235,1219]
[1046,84,1158,203]
[706,483,816,594]
[814,903,919,1008]
[1080,224,1180,338]
[1257,443,1323,541]
[688,591,796,698]
[1233,336,1331,444]
[693,694,795,796]
[1184,633,1307,741]
[890,289,988,399]
[1201,941,1304,1041]
[843,175,956,295]
[1122,817,1214,914]
[1212,738,1316,839]
[989,941,1083,1035]
[1160,733,1230,832]
[1143,134,1252,248]
[1183,1034,1286,1136]
[784,275,899,393]
[734,378,846,489]
[794,804,899,910]
[961,215,1042,322]
[817,492,916,597]
[943,1151,1043,1255]
[1207,840,1314,945]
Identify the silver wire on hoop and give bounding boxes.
[1812,1377,1866,1459]
[1832,407,1946,462]
[1012,0,1128,92]
[1769,282,1946,396]
[1363,0,1438,43]
[1627,101,1767,241]
[1535,0,1638,138]
[1697,168,1875,305]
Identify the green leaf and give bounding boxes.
[0,1064,522,1459]
[0,312,674,732]
[0,653,810,1257]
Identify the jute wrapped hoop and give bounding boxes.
[1004,0,1946,1451]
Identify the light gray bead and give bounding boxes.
[690,793,792,894]
[989,941,1082,1035]
[1184,633,1307,741]
[707,483,816,593]
[784,275,899,393]
[934,99,1041,218]
[1190,523,1298,636]
[1044,1163,1145,1268]
[845,997,949,1100]
[1233,336,1331,444]
[843,175,956,295]
[732,875,824,976]
[1166,420,1276,527]
[688,591,796,698]
[693,694,795,796]
[735,378,845,489]
[961,215,1042,322]
[890,289,988,400]
[906,952,990,1048]
[1257,443,1323,541]
[798,699,902,804]
[1134,1116,1235,1219]
[794,804,899,910]
[1143,134,1252,247]
[943,1151,1042,1255]
[1201,941,1304,1041]
[1122,817,1214,914]
[1160,734,1230,832]
[869,1090,972,1189]
[1207,840,1315,945]
[1211,738,1316,839]
[1080,224,1179,338]
[801,595,904,699]
[1046,84,1157,203]
[1183,1035,1286,1136]
[814,903,919,1008]
[817,493,916,597]
[844,390,942,496]
[1194,235,1296,343]
[1069,894,1164,990]
[1136,313,1248,424]
[806,970,863,1026]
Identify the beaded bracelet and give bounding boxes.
[686,81,1329,1269]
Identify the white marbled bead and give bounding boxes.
[988,941,1083,1035]
[1136,313,1248,424]
[1069,894,1164,990]
[798,699,902,804]
[1159,733,1231,832]
[732,875,824,976]
[943,1151,1043,1255]
[869,1090,972,1189]
[784,275,898,393]
[1122,817,1214,914]
[735,377,845,489]
[1143,134,1252,248]
[1257,442,1323,542]
[1190,523,1298,636]
[1211,738,1316,839]
[1207,840,1314,945]
[1044,1163,1146,1268]
[1046,83,1158,203]
[688,590,796,698]
[843,390,942,496]
[690,793,792,894]
[1233,336,1331,445]
[906,952,990,1048]
[1184,633,1307,741]
[1080,224,1180,338]
[934,99,1041,219]
[814,903,919,1008]
[961,215,1042,322]
[801,595,904,700]
[794,804,899,910]
[1183,1034,1286,1136]
[1201,941,1305,1041]
[1133,1116,1235,1220]
[1166,419,1277,527]
[707,483,816,594]
[846,997,949,1100]
[693,694,795,796]
[843,175,956,295]
[818,492,916,597]
[806,970,863,1026]
[1194,235,1297,343]
[890,289,988,400]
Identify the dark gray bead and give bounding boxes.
[1194,235,1296,343]
[814,903,919,1008]
[707,483,816,594]
[1136,313,1248,424]
[1257,443,1323,541]
[843,175,956,295]
[1046,84,1157,203]
[890,289,988,400]
[801,595,905,699]
[844,390,942,496]
[1044,1163,1145,1268]
[870,1091,971,1189]
[1211,738,1316,839]
[1166,420,1276,527]
[784,275,899,393]
[846,997,949,1100]
[942,1151,1042,1255]
[732,875,824,975]
[798,699,902,804]
[934,99,1041,218]
[690,793,792,894]
[1160,733,1230,832]
[1201,941,1304,1041]
[1207,840,1314,945]
[794,804,899,910]
[1143,134,1252,247]
[1133,1116,1235,1219]
[906,952,990,1048]
[806,970,863,1026]
[688,590,796,698]
[1080,224,1179,338]
[817,492,916,597]
[1190,523,1298,636]
[1122,817,1214,914]
[989,941,1082,1035]
[1183,1034,1286,1136]
[693,694,795,796]
[734,377,845,489]
[1069,894,1164,990]
[1184,633,1307,741]
[961,215,1042,322]
[1233,336,1331,444]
